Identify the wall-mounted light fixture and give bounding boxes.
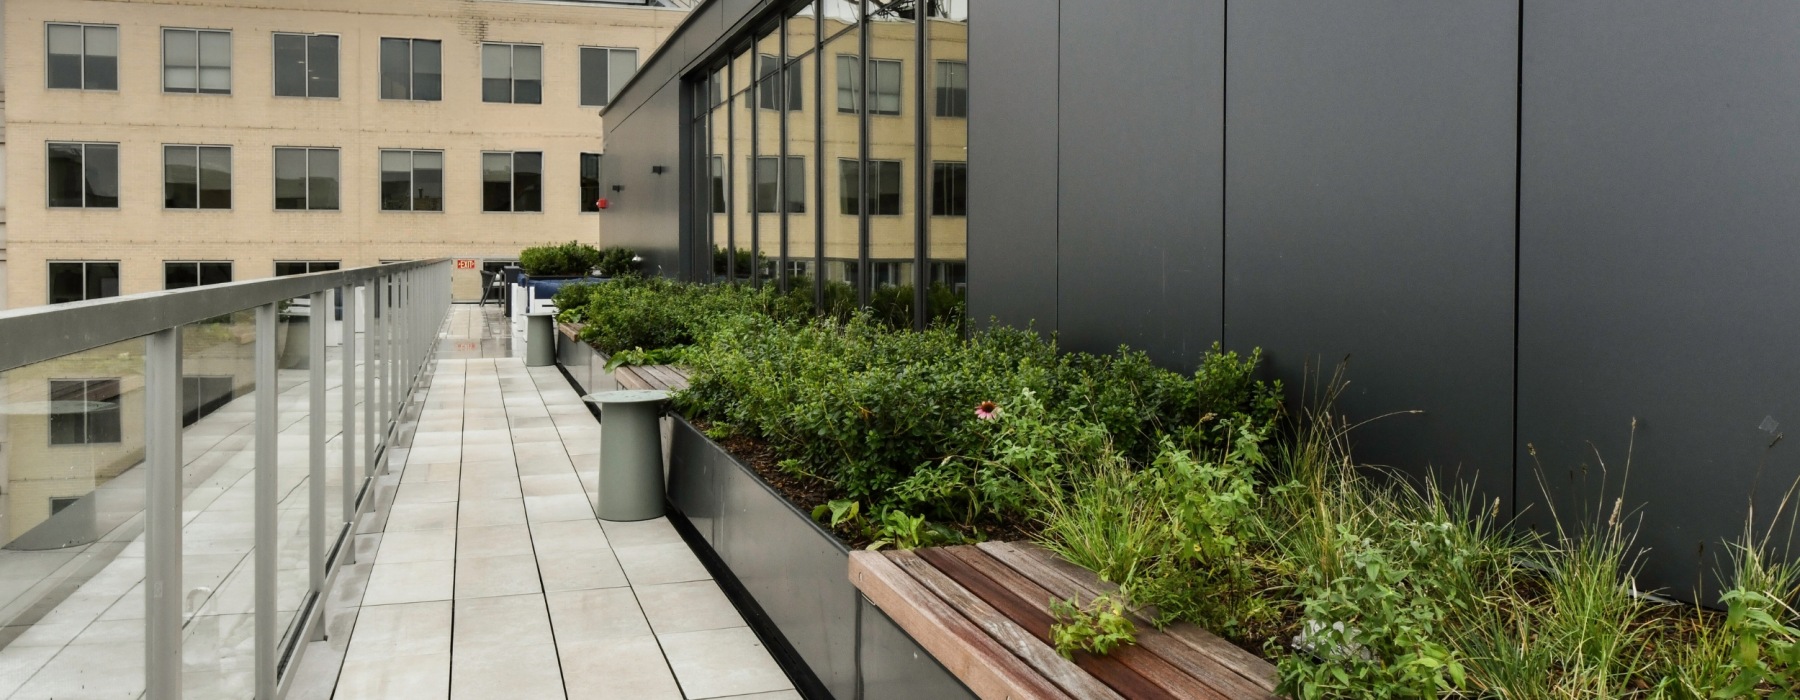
[650,165,666,175]
[611,185,624,193]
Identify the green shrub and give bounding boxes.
[597,246,640,277]
[520,241,602,277]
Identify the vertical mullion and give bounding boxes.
[307,290,327,640]
[341,284,357,563]
[778,19,790,294]
[253,303,278,700]
[814,14,825,311]
[913,16,928,330]
[750,52,760,290]
[362,282,376,479]
[858,4,871,308]
[144,327,182,700]
[726,55,737,282]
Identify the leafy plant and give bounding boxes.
[812,499,862,529]
[1049,594,1139,659]
[520,241,603,277]
[597,246,640,277]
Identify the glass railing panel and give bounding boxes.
[0,337,149,699]
[273,296,313,646]
[176,308,258,697]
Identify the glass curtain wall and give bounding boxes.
[694,0,965,327]
[820,1,861,313]
[926,0,969,322]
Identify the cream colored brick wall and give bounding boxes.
[5,0,686,307]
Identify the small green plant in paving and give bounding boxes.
[1050,593,1138,659]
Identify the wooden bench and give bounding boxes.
[849,542,1281,700]
[614,364,692,392]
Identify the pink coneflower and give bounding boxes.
[975,401,998,421]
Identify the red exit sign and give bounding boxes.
[455,259,478,270]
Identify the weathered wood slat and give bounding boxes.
[644,365,690,390]
[889,551,1126,700]
[613,367,654,390]
[978,542,1281,699]
[918,548,1180,700]
[848,551,1075,700]
[939,547,1232,700]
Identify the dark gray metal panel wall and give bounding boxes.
[966,0,1059,333]
[1055,0,1224,371]
[1222,1,1520,507]
[603,80,686,277]
[1518,0,1800,597]
[857,598,979,700]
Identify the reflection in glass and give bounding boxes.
[864,1,916,327]
[819,20,861,313]
[926,0,969,325]
[0,338,148,697]
[785,4,820,295]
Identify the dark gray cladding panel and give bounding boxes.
[968,0,1059,334]
[1518,0,1800,598]
[603,79,686,277]
[1222,1,1519,508]
[1056,0,1223,371]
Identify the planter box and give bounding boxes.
[666,416,974,700]
[554,323,616,395]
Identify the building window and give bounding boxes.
[757,55,802,111]
[710,155,725,214]
[482,43,542,104]
[48,261,120,303]
[935,60,968,118]
[275,261,341,276]
[483,151,543,212]
[379,38,441,101]
[50,497,81,516]
[380,150,443,211]
[47,142,119,208]
[580,153,602,212]
[274,147,340,210]
[273,33,338,98]
[839,159,902,216]
[183,376,236,426]
[164,145,232,209]
[49,379,123,446]
[164,261,232,289]
[580,46,638,107]
[47,23,118,90]
[932,161,967,216]
[752,156,805,213]
[163,28,231,94]
[835,55,859,113]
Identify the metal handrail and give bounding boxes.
[0,258,448,373]
[0,259,454,700]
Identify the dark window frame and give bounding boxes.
[46,142,120,209]
[47,261,121,304]
[162,27,232,95]
[163,260,233,290]
[46,22,119,91]
[931,161,967,217]
[839,158,902,216]
[379,37,442,101]
[579,45,639,107]
[482,150,544,213]
[380,149,444,212]
[750,155,805,213]
[273,146,341,211]
[934,60,968,118]
[163,144,233,210]
[580,153,603,212]
[481,42,543,104]
[272,32,339,98]
[48,378,123,446]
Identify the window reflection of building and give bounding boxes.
[693,0,966,326]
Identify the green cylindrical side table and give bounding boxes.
[525,312,557,367]
[583,389,671,521]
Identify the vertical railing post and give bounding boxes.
[307,291,327,641]
[254,304,278,699]
[144,327,182,700]
[342,285,358,563]
[363,282,377,480]
[378,276,392,473]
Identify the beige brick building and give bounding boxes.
[2,0,688,309]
